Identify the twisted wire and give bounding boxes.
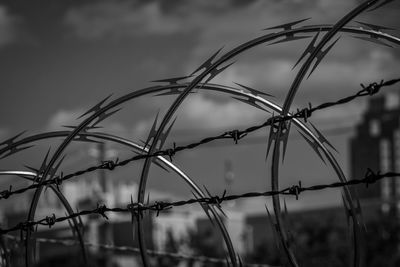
[0,168,393,235]
[0,78,398,202]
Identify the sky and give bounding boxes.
[0,0,399,213]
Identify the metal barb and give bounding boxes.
[263,18,311,31]
[158,117,177,150]
[368,0,395,12]
[0,131,26,147]
[204,61,235,84]
[92,108,122,127]
[298,131,326,164]
[231,96,270,113]
[151,75,193,85]
[355,21,394,32]
[307,37,341,79]
[143,111,160,149]
[77,94,113,119]
[309,122,338,153]
[268,35,311,46]
[190,47,224,76]
[233,82,273,97]
[191,191,215,226]
[293,31,320,69]
[352,35,393,48]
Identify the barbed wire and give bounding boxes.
[0,78,398,202]
[2,234,274,267]
[0,168,394,235]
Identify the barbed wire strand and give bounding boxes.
[0,78,398,201]
[0,168,393,235]
[2,234,274,267]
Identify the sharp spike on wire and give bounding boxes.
[204,61,235,84]
[204,186,227,218]
[280,121,291,163]
[266,116,277,159]
[0,145,34,160]
[66,216,77,239]
[341,193,351,226]
[309,122,338,153]
[75,208,85,236]
[265,205,281,249]
[63,125,102,132]
[191,191,215,226]
[159,117,177,150]
[0,130,27,147]
[283,198,288,217]
[263,18,311,31]
[307,37,340,79]
[190,47,224,76]
[237,254,243,267]
[268,35,311,46]
[355,196,367,232]
[73,135,103,144]
[144,111,160,149]
[298,131,326,164]
[38,148,51,175]
[77,94,112,119]
[92,108,122,127]
[155,88,197,97]
[131,150,170,173]
[293,30,320,69]
[355,21,394,32]
[49,155,66,180]
[368,0,395,12]
[151,75,193,85]
[231,97,270,113]
[233,82,273,97]
[352,35,393,48]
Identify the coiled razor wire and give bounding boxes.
[0,78,398,202]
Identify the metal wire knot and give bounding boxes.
[0,186,12,199]
[364,168,379,188]
[45,214,56,228]
[153,201,172,217]
[97,204,109,220]
[296,103,313,123]
[165,143,176,161]
[127,202,144,219]
[100,159,118,170]
[288,181,302,200]
[228,130,247,144]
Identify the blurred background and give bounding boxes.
[0,0,399,266]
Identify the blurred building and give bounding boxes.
[350,91,400,215]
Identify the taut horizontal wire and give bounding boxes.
[0,78,398,201]
[0,168,394,235]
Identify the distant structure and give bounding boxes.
[350,90,400,215]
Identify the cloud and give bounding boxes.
[64,1,201,39]
[46,109,84,131]
[0,5,21,47]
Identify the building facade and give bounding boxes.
[350,91,400,214]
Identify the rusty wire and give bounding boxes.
[0,78,398,202]
[0,168,393,235]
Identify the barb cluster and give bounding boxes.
[0,78,399,202]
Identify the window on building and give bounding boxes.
[369,119,380,137]
[385,92,399,110]
[380,139,390,200]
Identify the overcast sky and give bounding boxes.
[0,0,399,213]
